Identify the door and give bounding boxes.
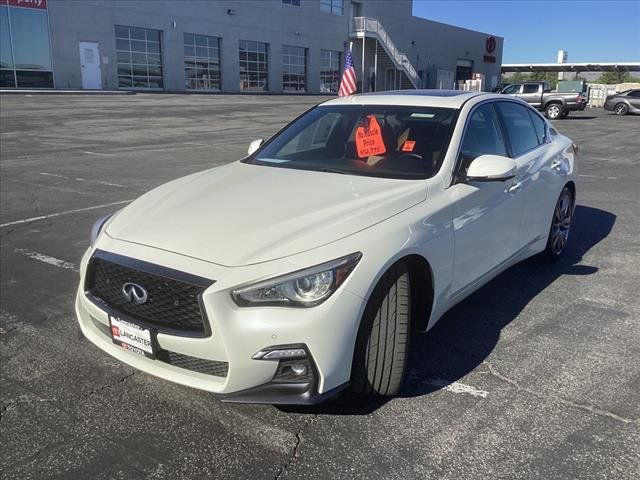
[501,84,521,95]
[520,83,542,108]
[79,41,102,90]
[385,68,396,91]
[627,90,640,110]
[455,59,473,86]
[448,102,524,296]
[498,102,565,247]
[351,1,362,19]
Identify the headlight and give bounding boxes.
[89,214,112,247]
[232,252,362,307]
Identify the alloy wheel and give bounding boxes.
[614,103,628,115]
[550,191,572,255]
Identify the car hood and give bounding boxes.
[106,162,427,267]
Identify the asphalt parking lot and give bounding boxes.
[1,93,639,480]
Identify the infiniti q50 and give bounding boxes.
[76,91,576,404]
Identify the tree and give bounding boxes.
[594,71,640,84]
[501,71,559,88]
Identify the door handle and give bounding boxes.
[507,181,522,194]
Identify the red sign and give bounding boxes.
[0,0,48,9]
[483,55,496,64]
[486,36,496,53]
[356,115,386,158]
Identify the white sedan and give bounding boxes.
[76,91,577,404]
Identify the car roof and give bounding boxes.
[321,89,496,109]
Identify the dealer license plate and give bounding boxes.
[109,316,155,358]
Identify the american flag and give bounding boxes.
[338,49,357,96]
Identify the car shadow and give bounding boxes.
[556,116,597,120]
[279,205,615,416]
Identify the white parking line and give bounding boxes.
[14,249,78,272]
[578,174,618,180]
[429,378,489,398]
[39,172,126,188]
[83,151,116,157]
[0,200,132,228]
[407,370,489,398]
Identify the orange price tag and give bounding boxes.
[356,116,387,158]
[401,140,416,152]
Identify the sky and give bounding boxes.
[412,0,640,63]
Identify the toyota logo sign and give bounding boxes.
[486,36,496,54]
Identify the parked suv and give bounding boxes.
[603,89,640,115]
[501,81,587,119]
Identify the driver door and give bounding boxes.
[447,102,525,297]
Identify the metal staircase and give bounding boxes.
[350,17,418,89]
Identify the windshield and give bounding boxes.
[244,105,459,179]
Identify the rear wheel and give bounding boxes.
[545,103,563,120]
[544,187,574,260]
[351,263,410,396]
[614,103,629,115]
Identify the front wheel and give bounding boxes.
[351,263,410,396]
[545,103,563,120]
[544,187,574,260]
[614,103,629,115]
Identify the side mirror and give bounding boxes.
[466,154,517,182]
[247,138,263,156]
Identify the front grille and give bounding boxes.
[86,250,214,337]
[157,350,229,377]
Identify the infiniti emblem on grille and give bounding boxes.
[122,282,148,305]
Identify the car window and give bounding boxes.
[502,84,520,94]
[522,84,538,94]
[459,103,507,171]
[628,90,640,98]
[245,105,459,179]
[496,102,540,157]
[527,109,547,145]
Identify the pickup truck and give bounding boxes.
[500,81,587,119]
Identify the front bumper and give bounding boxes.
[75,239,366,404]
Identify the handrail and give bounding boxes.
[351,17,418,87]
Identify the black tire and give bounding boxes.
[614,103,629,116]
[545,103,563,120]
[543,186,574,261]
[351,262,410,396]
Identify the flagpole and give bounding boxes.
[361,36,365,93]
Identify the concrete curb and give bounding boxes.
[0,89,134,95]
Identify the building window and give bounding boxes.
[282,45,306,92]
[184,33,221,90]
[1,4,54,88]
[320,49,340,93]
[282,0,300,5]
[239,40,268,92]
[115,25,163,89]
[320,0,344,15]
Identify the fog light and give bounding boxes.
[290,364,307,376]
